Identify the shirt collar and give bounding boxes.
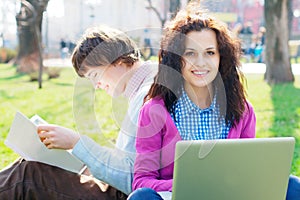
[175,88,217,119]
[123,61,152,99]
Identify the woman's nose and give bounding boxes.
[194,54,205,67]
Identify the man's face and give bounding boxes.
[84,64,128,97]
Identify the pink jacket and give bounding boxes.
[133,97,256,192]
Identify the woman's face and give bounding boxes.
[84,63,128,97]
[181,29,220,91]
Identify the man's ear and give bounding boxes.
[117,62,129,68]
[118,61,123,65]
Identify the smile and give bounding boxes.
[192,70,208,75]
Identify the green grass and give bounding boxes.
[0,63,299,177]
[0,64,119,167]
[246,74,300,175]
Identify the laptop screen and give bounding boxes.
[172,137,295,200]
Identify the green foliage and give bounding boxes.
[0,64,299,177]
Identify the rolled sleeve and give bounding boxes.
[72,135,134,195]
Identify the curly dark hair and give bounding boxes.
[71,25,140,77]
[146,3,247,127]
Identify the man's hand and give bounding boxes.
[37,124,80,150]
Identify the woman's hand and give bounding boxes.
[37,124,80,150]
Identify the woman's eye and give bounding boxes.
[207,51,215,55]
[184,51,195,57]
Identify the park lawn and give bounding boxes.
[0,64,119,168]
[0,63,299,177]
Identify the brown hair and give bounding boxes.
[146,2,247,127]
[71,25,140,77]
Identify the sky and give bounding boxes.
[47,0,103,18]
[47,0,65,18]
[0,0,65,34]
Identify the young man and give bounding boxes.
[0,25,157,199]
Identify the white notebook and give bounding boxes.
[5,111,84,174]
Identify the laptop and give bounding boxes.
[172,137,295,200]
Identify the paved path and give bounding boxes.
[43,58,72,68]
[43,58,300,75]
[241,63,300,75]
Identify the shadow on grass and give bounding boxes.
[0,73,25,80]
[53,82,74,87]
[270,83,300,173]
[0,90,15,99]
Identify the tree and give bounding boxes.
[264,0,294,84]
[146,0,168,28]
[169,0,181,19]
[143,0,181,60]
[15,0,49,82]
[145,0,181,28]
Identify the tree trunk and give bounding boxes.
[169,0,181,19]
[15,0,49,76]
[264,0,294,84]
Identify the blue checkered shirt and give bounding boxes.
[171,90,231,140]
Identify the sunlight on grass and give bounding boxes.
[246,73,300,176]
[0,64,299,177]
[245,74,275,138]
[0,64,117,167]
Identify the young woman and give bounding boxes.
[128,3,300,200]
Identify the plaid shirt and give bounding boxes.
[123,61,153,100]
[171,90,231,140]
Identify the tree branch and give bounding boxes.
[146,0,165,24]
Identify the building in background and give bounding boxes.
[43,0,172,57]
[203,0,300,37]
[0,0,18,49]
[1,0,299,56]
[292,0,300,38]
